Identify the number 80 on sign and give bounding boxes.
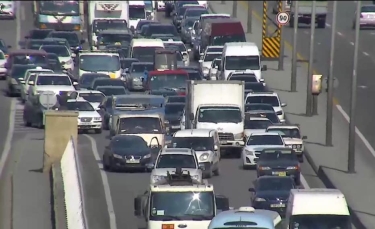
[276,12,290,26]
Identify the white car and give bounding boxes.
[244,117,273,138]
[0,1,16,19]
[39,45,75,71]
[0,50,6,79]
[27,73,78,99]
[208,57,221,80]
[266,125,307,162]
[150,148,202,184]
[20,67,54,103]
[242,132,286,169]
[69,90,105,110]
[228,70,265,85]
[66,99,102,133]
[245,91,287,123]
[164,40,190,66]
[199,51,222,78]
[198,0,208,9]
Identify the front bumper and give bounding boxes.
[242,152,258,166]
[258,170,300,180]
[220,140,244,147]
[78,122,102,130]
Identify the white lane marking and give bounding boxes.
[326,23,331,27]
[350,42,354,46]
[20,4,25,21]
[16,1,21,48]
[336,105,375,157]
[0,99,16,178]
[84,134,117,229]
[300,174,310,188]
[337,32,343,37]
[363,52,369,56]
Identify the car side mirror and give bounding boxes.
[28,81,34,85]
[198,60,203,63]
[80,39,85,44]
[259,79,265,83]
[215,195,229,212]
[73,82,78,86]
[214,145,218,151]
[248,187,255,192]
[20,80,25,84]
[261,65,267,71]
[302,136,308,140]
[134,196,143,216]
[281,103,287,107]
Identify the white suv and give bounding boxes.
[172,129,221,178]
[245,91,287,123]
[150,148,202,184]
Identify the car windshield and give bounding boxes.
[150,192,214,219]
[164,43,186,52]
[93,20,128,33]
[66,101,95,111]
[186,9,208,17]
[132,47,159,62]
[49,32,79,46]
[98,34,132,46]
[204,53,221,62]
[119,117,162,134]
[13,54,47,65]
[246,135,283,146]
[245,104,274,112]
[79,74,109,86]
[290,215,351,229]
[36,75,71,86]
[246,96,280,107]
[11,66,38,79]
[80,55,120,72]
[129,6,145,20]
[258,178,294,191]
[244,120,272,129]
[172,137,214,151]
[39,1,79,15]
[97,87,126,96]
[148,25,178,36]
[28,40,44,50]
[267,128,301,138]
[198,106,241,123]
[361,5,375,13]
[245,83,265,92]
[248,112,280,124]
[165,104,185,115]
[131,64,154,72]
[111,136,148,150]
[225,56,260,70]
[149,74,187,90]
[229,74,257,82]
[30,30,52,39]
[41,46,69,57]
[187,71,202,80]
[78,93,105,103]
[156,154,196,169]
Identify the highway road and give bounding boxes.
[77,11,326,229]
[251,1,375,154]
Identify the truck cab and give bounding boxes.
[134,168,230,229]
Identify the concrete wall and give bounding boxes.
[43,111,78,173]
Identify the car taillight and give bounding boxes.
[178,91,185,96]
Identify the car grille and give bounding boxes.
[218,132,234,141]
[80,117,92,122]
[125,155,142,160]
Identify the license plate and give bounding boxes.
[126,160,140,164]
[220,141,227,144]
[271,203,285,208]
[81,122,91,125]
[273,171,286,176]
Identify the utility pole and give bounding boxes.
[278,1,285,70]
[291,1,299,92]
[232,1,237,18]
[305,1,316,116]
[247,2,252,33]
[348,1,361,174]
[325,1,337,147]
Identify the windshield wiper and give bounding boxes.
[183,214,212,220]
[156,215,182,221]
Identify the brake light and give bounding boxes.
[178,91,185,96]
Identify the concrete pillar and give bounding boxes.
[43,111,78,173]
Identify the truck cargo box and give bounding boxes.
[203,18,244,36]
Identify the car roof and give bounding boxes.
[251,132,281,136]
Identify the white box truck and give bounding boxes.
[185,81,245,156]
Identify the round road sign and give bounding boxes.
[39,91,57,108]
[276,12,290,26]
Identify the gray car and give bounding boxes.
[180,17,199,44]
[126,62,154,91]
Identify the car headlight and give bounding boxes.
[133,77,140,82]
[94,117,102,121]
[245,149,254,156]
[199,153,209,161]
[64,59,73,65]
[143,153,151,159]
[192,175,200,180]
[255,197,266,202]
[113,154,123,159]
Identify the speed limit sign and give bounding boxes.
[276,12,290,26]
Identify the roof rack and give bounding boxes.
[163,168,199,186]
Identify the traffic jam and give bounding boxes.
[0,0,352,229]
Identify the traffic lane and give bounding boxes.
[78,135,111,229]
[20,1,35,42]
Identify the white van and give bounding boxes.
[129,38,164,62]
[285,189,352,229]
[220,42,267,81]
[128,1,146,29]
